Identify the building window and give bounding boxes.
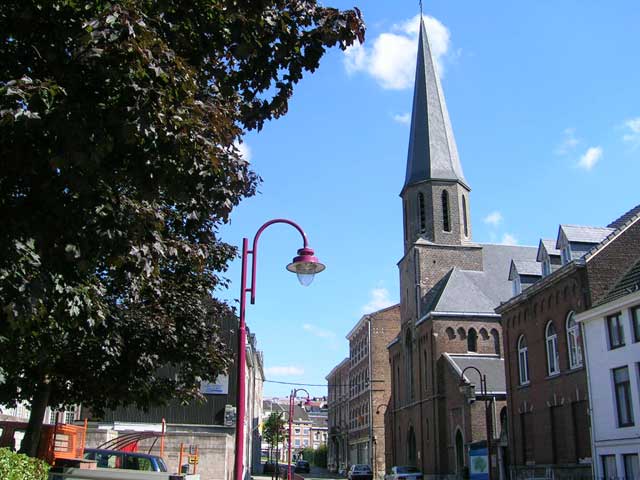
[566,312,582,369]
[545,321,560,376]
[462,195,469,237]
[631,306,640,343]
[467,328,477,352]
[613,366,634,427]
[542,257,551,277]
[517,335,529,385]
[294,439,300,447]
[624,454,639,480]
[607,312,625,349]
[512,276,521,296]
[418,192,426,233]
[561,245,571,265]
[405,330,414,400]
[601,455,617,479]
[441,190,451,232]
[491,329,501,356]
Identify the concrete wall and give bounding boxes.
[85,427,235,480]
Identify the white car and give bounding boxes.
[385,466,424,480]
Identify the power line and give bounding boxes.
[264,379,381,388]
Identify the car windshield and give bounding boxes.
[397,466,419,473]
[355,465,371,471]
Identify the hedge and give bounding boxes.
[0,448,51,480]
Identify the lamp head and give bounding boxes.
[286,247,326,286]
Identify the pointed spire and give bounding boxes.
[403,17,468,191]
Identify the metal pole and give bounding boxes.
[483,374,492,480]
[288,390,294,480]
[234,238,250,480]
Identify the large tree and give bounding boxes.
[0,0,364,456]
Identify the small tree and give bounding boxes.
[0,0,364,457]
[263,412,287,462]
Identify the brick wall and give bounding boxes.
[586,218,640,305]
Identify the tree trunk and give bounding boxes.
[19,376,51,457]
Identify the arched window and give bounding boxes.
[462,195,469,237]
[467,328,477,352]
[545,321,560,375]
[491,328,501,356]
[442,190,451,232]
[418,192,426,233]
[517,335,529,385]
[446,327,456,339]
[405,330,414,401]
[566,312,582,369]
[407,426,417,466]
[455,429,464,473]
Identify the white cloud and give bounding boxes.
[393,113,411,125]
[483,211,503,226]
[302,323,335,339]
[622,117,640,147]
[501,233,518,246]
[361,287,394,314]
[344,14,451,90]
[265,366,304,376]
[578,146,602,171]
[554,127,580,155]
[234,140,251,163]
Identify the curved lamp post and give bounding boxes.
[288,388,311,480]
[235,220,325,480]
[458,366,493,480]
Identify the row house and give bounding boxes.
[577,257,640,479]
[326,304,400,479]
[497,207,640,479]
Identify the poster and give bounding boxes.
[469,446,489,480]
[200,374,229,395]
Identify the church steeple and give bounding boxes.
[404,17,467,190]
[401,16,472,250]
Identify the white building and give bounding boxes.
[577,261,640,480]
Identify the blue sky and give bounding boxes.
[218,1,640,398]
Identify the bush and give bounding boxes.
[0,448,50,480]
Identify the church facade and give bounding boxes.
[386,17,537,480]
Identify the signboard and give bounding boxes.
[469,446,489,480]
[200,374,229,395]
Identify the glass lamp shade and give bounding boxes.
[286,247,326,286]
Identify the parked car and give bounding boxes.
[295,460,311,473]
[83,448,168,472]
[348,464,373,480]
[385,466,423,480]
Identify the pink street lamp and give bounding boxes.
[234,219,325,480]
[288,388,311,480]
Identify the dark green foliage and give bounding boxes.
[0,0,364,455]
[0,448,50,480]
[300,444,326,467]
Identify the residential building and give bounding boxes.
[386,16,537,480]
[577,258,640,480]
[327,358,350,473]
[497,208,640,479]
[346,304,400,478]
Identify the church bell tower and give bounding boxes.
[401,17,472,253]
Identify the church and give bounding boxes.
[386,16,538,479]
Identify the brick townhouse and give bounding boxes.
[496,206,640,479]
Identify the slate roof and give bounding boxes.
[557,225,614,247]
[598,258,640,306]
[444,354,506,394]
[537,239,560,261]
[607,205,640,230]
[509,260,542,278]
[422,244,537,316]
[404,17,467,190]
